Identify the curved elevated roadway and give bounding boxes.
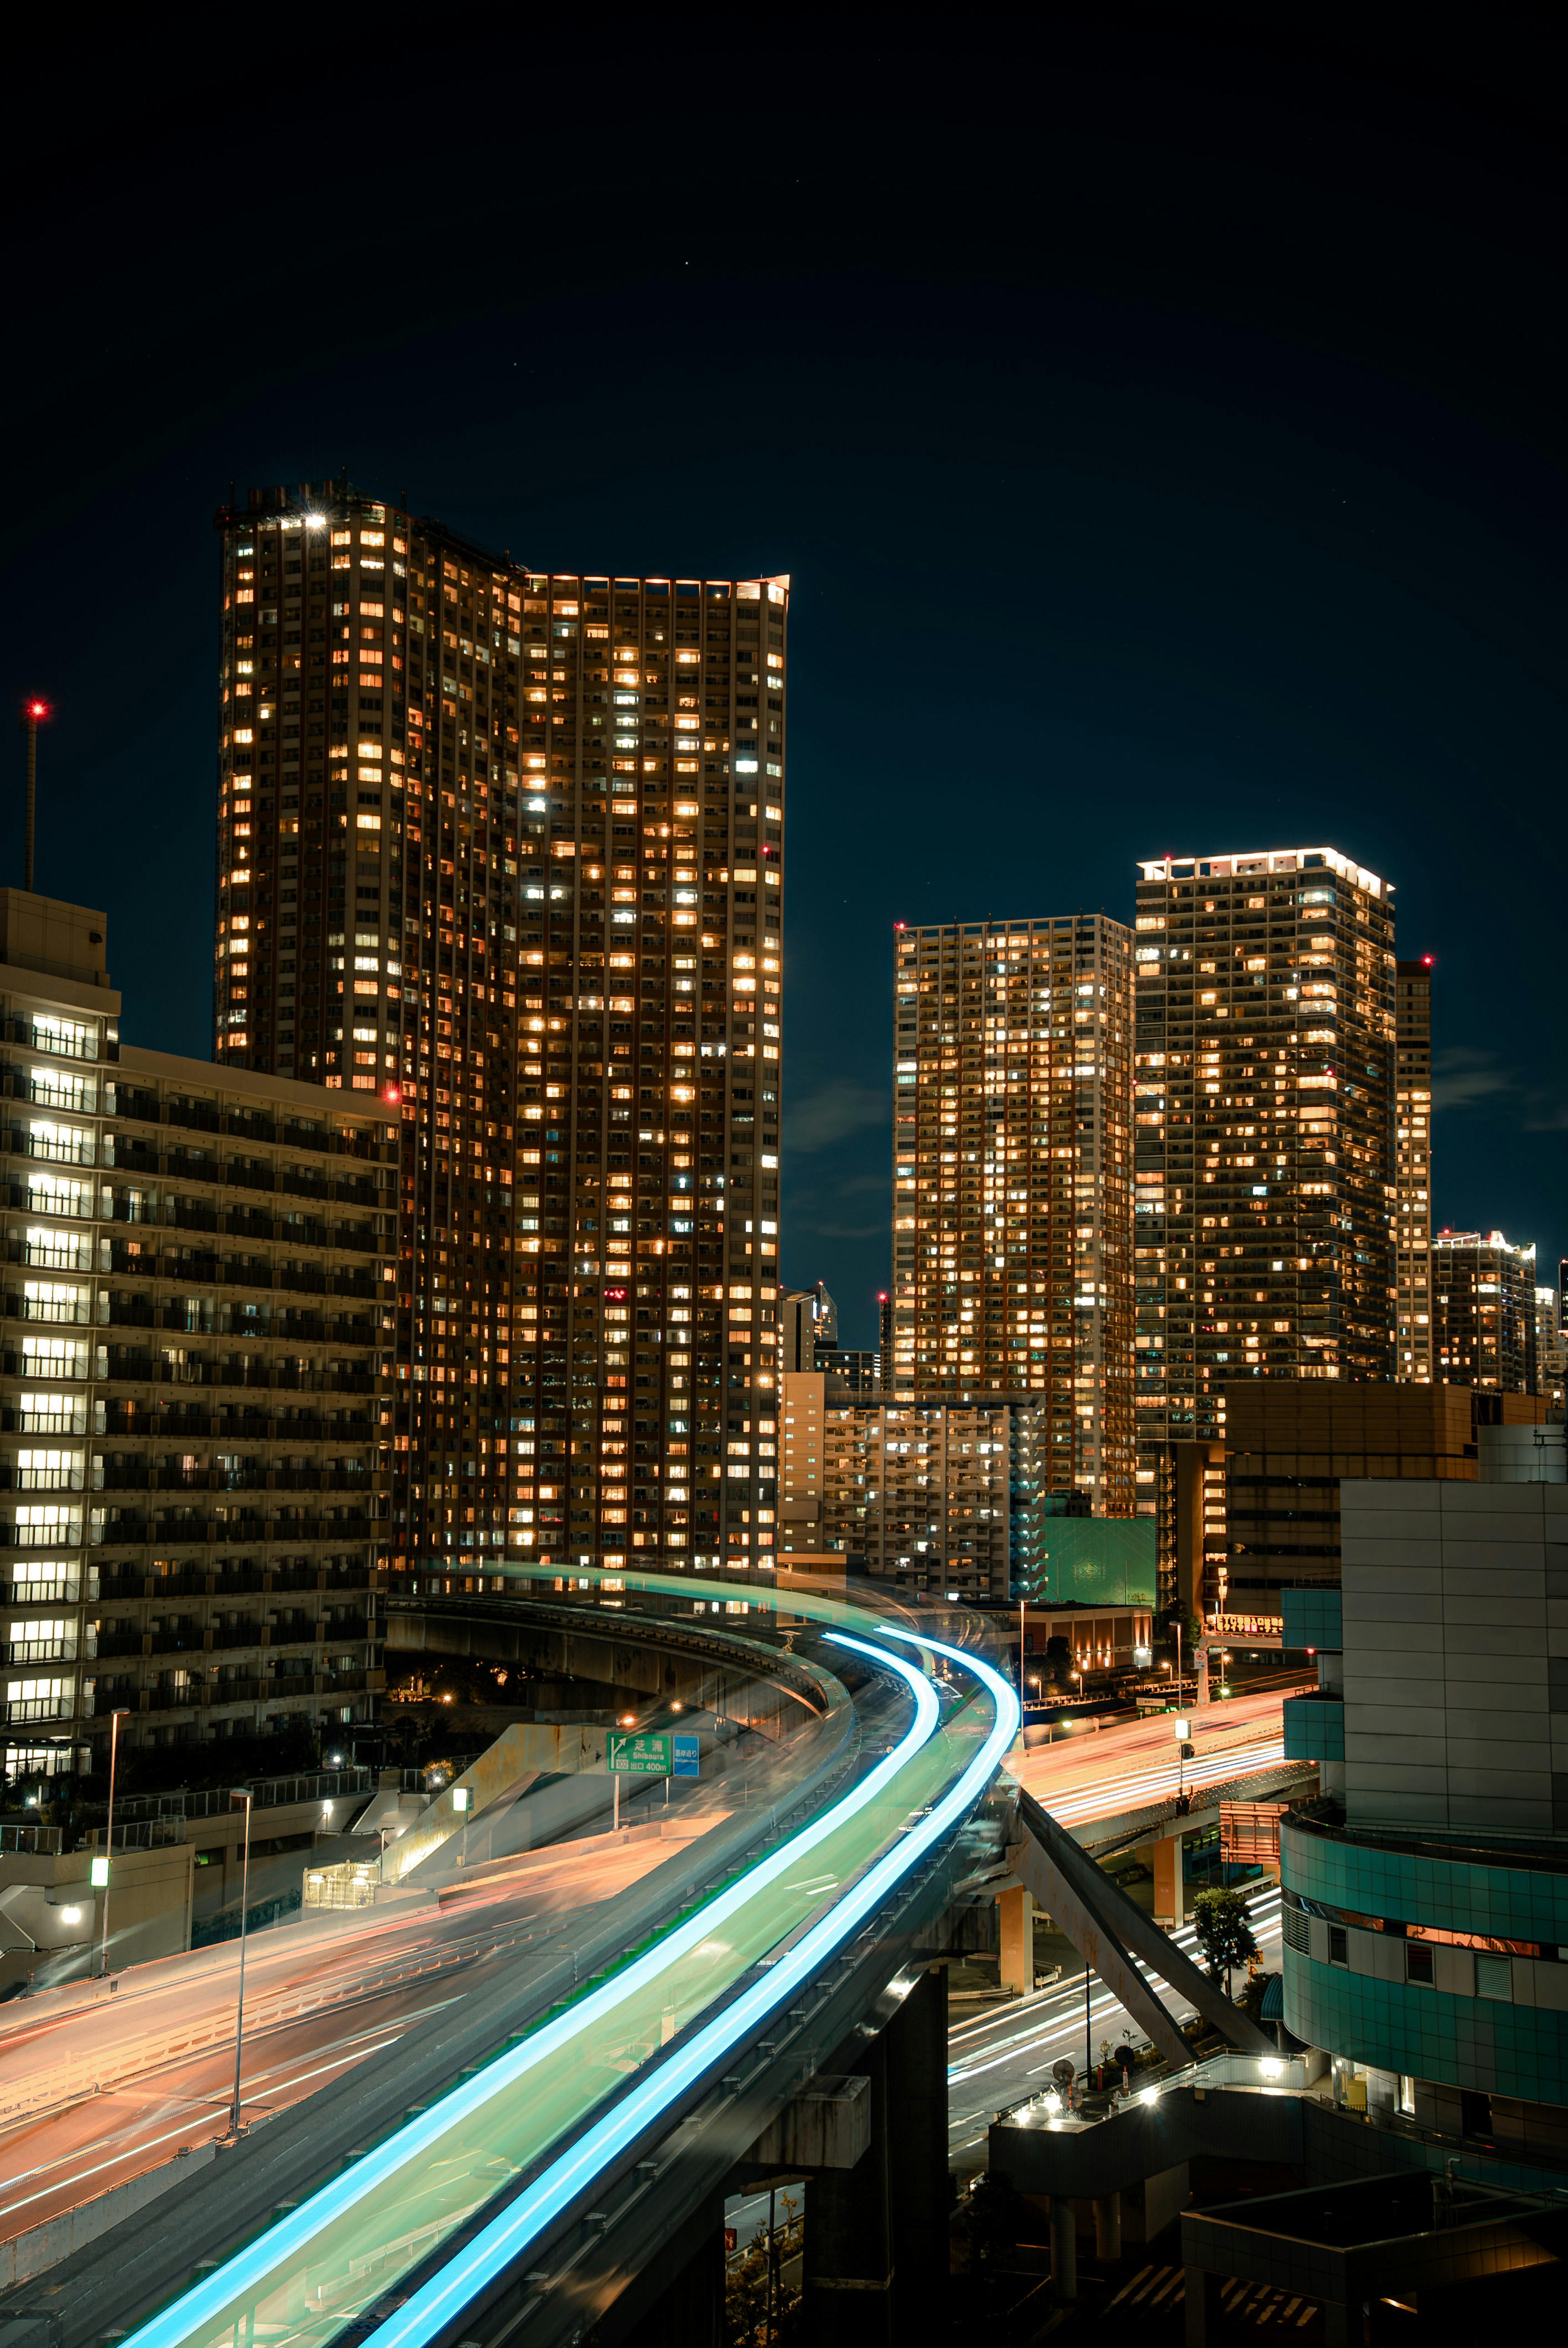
[0,1575,1016,2348]
[0,1579,1287,2348]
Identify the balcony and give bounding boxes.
[26,1022,99,1064]
[7,1636,75,1664]
[13,1236,96,1273]
[8,1294,94,1325]
[1,1467,88,1492]
[5,1407,91,1436]
[2,1577,85,1605]
[9,1129,99,1167]
[15,1180,96,1220]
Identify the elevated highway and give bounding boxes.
[0,1577,1296,2348]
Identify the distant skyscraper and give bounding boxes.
[1432,1229,1537,1391]
[889,915,1134,1513]
[1535,1285,1566,1410]
[212,480,788,1579]
[1394,956,1434,1381]
[779,1282,835,1374]
[1132,847,1396,1465]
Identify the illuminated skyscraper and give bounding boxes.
[888,915,1134,1512]
[1132,847,1396,1467]
[1394,955,1434,1380]
[1432,1229,1537,1391]
[1535,1286,1566,1411]
[212,481,788,1581]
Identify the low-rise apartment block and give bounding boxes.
[776,1369,1045,1603]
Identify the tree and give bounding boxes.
[1191,1887,1259,1999]
[1044,1634,1072,1686]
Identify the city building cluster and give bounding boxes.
[0,474,1561,1788]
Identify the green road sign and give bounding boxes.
[607,1731,672,1775]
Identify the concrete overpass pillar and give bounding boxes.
[802,2032,893,2348]
[1093,2189,1121,2260]
[1152,1835,1185,1927]
[886,1965,949,2346]
[996,1883,1034,1993]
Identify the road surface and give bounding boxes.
[946,1884,1284,2162]
[0,1806,736,2250]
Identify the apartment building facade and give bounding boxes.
[0,892,393,1783]
[1432,1229,1539,1392]
[1393,956,1433,1380]
[888,914,1134,1514]
[1132,846,1397,1471]
[776,1369,1045,1601]
[211,482,788,1582]
[1536,1286,1566,1411]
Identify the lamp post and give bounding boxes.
[20,698,49,894]
[228,1788,254,2136]
[95,1707,131,1978]
[1173,1715,1189,1808]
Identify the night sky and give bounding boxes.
[4,20,1563,1347]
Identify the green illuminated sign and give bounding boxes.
[607,1731,672,1775]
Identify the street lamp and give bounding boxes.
[1173,1716,1189,1810]
[228,1788,254,2136]
[95,1708,131,1978]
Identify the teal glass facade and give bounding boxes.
[1281,1814,1568,2108]
[1280,1587,1343,1650]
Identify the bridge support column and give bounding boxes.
[886,1964,949,2346]
[801,2032,892,2348]
[1152,1835,1185,1927]
[1049,2194,1076,2301]
[996,1884,1033,1993]
[1094,2189,1121,2261]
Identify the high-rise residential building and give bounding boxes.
[1432,1229,1538,1391]
[814,1347,879,1396]
[776,1371,1047,1601]
[778,1281,835,1375]
[212,481,788,1583]
[0,891,392,1788]
[1132,847,1397,1469]
[1393,954,1434,1381]
[1533,1287,1566,1411]
[889,916,1134,1514]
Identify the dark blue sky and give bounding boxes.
[4,18,1564,1347]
